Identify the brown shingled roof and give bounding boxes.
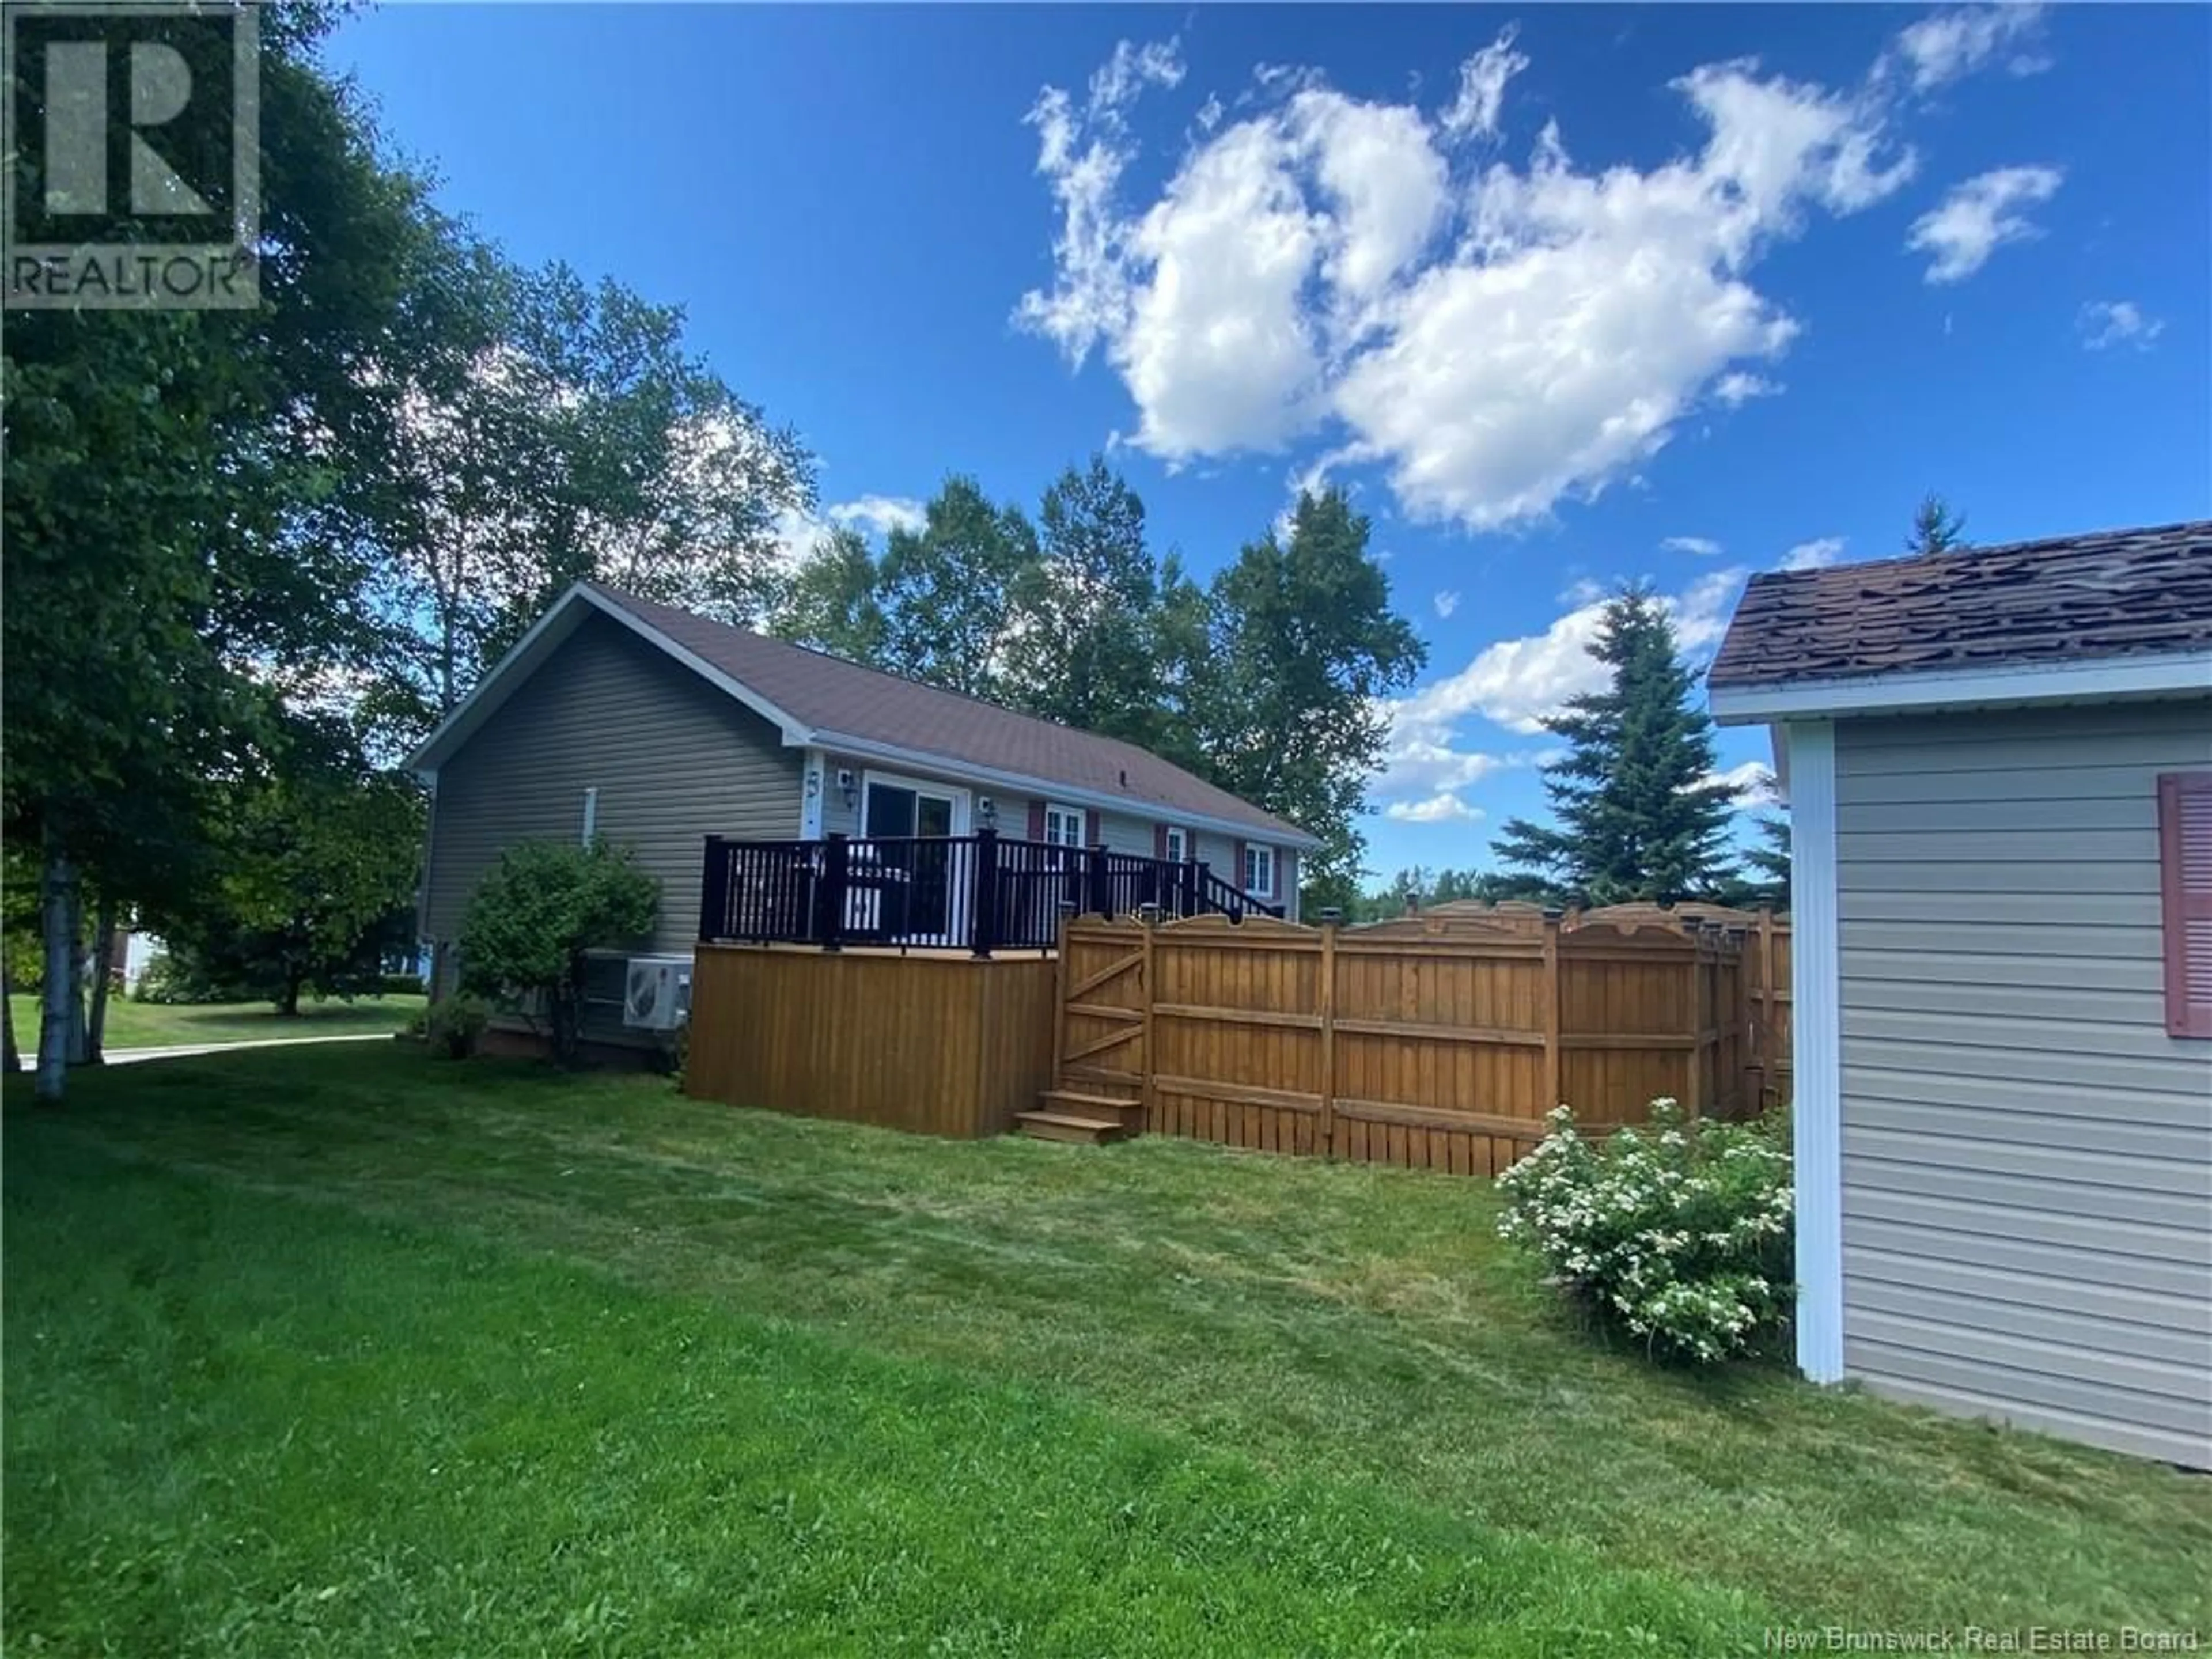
[585,584,1315,843]
[1709,520,2212,690]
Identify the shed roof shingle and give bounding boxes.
[586,584,1312,842]
[1709,520,2212,690]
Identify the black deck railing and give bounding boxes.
[698,830,1285,957]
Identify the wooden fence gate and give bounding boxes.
[1050,903,1789,1177]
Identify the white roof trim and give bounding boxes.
[406,584,813,774]
[812,730,1323,850]
[1710,649,2212,726]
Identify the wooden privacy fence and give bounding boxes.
[1054,902,1792,1177]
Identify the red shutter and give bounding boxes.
[1027,800,1046,841]
[2158,772,2212,1039]
[1085,808,1101,847]
[1154,823,1169,858]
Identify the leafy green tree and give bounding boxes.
[157,751,424,1016]
[776,527,891,662]
[360,255,818,742]
[458,840,659,1064]
[1010,457,1164,745]
[877,477,1040,696]
[1906,493,1968,556]
[1491,585,1738,906]
[1185,490,1426,908]
[2,2,442,1098]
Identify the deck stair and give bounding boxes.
[1015,1088,1143,1145]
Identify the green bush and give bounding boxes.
[458,839,658,1065]
[130,950,248,1005]
[421,993,489,1060]
[1495,1100,1794,1364]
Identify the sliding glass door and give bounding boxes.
[860,774,967,945]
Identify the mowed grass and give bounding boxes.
[7,991,424,1051]
[6,1047,2207,1656]
[6,1130,1760,1657]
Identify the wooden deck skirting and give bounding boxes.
[1050,903,1790,1178]
[685,942,1056,1138]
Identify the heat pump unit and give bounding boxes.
[623,955,691,1031]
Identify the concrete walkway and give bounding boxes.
[14,1032,399,1070]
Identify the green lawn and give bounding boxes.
[6,1049,2206,1656]
[7,991,423,1051]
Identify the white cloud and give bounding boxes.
[1196,93,1224,133]
[1013,36,1188,372]
[1440,27,1528,142]
[1292,89,1450,322]
[2078,300,2165,352]
[1886,5,2048,93]
[1662,536,1725,557]
[1372,738,1530,800]
[1714,370,1781,406]
[773,492,927,568]
[1698,760,1779,809]
[1557,575,1608,608]
[1382,567,1748,827]
[1907,165,2062,283]
[772,506,831,570]
[828,495,926,537]
[1779,536,1846,571]
[1385,791,1485,824]
[1433,589,1460,619]
[1091,37,1185,112]
[1020,38,1925,529]
[1120,118,1325,458]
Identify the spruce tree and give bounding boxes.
[1741,815,1790,906]
[1490,585,1738,906]
[1716,813,1791,909]
[1905,493,1968,555]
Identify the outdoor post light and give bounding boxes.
[978,796,997,831]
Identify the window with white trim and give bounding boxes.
[1042,803,1085,849]
[1162,825,1189,863]
[1242,843,1275,898]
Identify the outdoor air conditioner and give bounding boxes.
[623,955,692,1031]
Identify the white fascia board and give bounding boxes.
[810,730,1323,851]
[406,584,815,775]
[1710,650,2212,726]
[1786,719,1844,1386]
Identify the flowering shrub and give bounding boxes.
[1495,1099,1794,1363]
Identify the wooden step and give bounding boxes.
[1040,1089,1145,1130]
[1014,1109,1133,1146]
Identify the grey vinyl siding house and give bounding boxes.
[1712,521,2212,1469]
[421,612,799,953]
[411,582,1317,1020]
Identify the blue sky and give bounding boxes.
[331,4,2210,880]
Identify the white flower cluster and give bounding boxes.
[1497,1098,1795,1363]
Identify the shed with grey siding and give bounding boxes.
[1832,701,2211,1466]
[1710,520,2212,1468]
